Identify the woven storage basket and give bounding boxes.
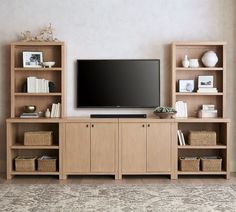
[188,131,216,146]
[37,156,57,172]
[201,157,222,172]
[24,131,53,146]
[179,157,200,172]
[15,156,37,172]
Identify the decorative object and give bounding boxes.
[24,105,36,113]
[188,131,216,146]
[179,80,194,92]
[19,23,59,42]
[179,157,200,171]
[23,51,43,68]
[182,55,190,68]
[24,131,53,146]
[15,156,37,172]
[189,59,199,68]
[201,51,218,67]
[42,61,55,68]
[201,156,222,171]
[37,156,57,172]
[153,106,177,119]
[198,75,213,88]
[45,108,51,118]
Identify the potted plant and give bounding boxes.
[153,106,177,119]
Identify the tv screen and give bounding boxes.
[77,59,160,108]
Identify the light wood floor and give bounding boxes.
[1,173,236,185]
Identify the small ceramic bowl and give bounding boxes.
[24,105,36,113]
[43,61,55,68]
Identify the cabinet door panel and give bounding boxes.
[64,123,90,173]
[91,123,117,173]
[121,123,146,173]
[147,123,171,172]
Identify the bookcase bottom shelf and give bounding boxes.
[178,171,227,175]
[11,171,59,175]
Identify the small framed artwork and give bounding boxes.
[179,80,194,92]
[198,75,214,88]
[23,51,43,68]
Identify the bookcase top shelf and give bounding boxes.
[173,41,226,46]
[11,41,64,46]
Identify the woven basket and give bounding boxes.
[188,131,216,146]
[201,157,222,172]
[37,156,57,172]
[15,156,37,172]
[24,131,53,146]
[179,157,200,172]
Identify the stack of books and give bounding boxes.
[177,130,186,146]
[175,101,188,118]
[20,112,39,118]
[197,87,218,93]
[27,76,50,93]
[51,103,61,118]
[198,104,218,118]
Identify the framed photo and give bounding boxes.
[198,75,214,88]
[23,51,43,68]
[179,80,194,92]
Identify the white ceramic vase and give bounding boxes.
[182,55,190,68]
[201,51,218,67]
[45,108,51,118]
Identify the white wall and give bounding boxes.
[0,0,235,172]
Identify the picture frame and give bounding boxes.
[198,75,214,88]
[23,51,43,68]
[179,80,194,92]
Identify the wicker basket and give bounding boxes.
[37,156,57,172]
[15,156,37,172]
[24,131,53,146]
[201,157,222,172]
[179,157,200,172]
[188,131,216,146]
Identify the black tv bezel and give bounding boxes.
[77,59,160,108]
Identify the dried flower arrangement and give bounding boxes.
[19,23,59,42]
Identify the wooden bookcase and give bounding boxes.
[172,42,230,179]
[7,42,64,179]
[10,42,65,118]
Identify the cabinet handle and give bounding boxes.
[86,124,89,128]
[92,124,94,128]
[147,124,150,127]
[142,124,145,127]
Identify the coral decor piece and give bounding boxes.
[19,23,59,42]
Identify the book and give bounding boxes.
[20,112,39,118]
[177,130,183,146]
[180,132,186,145]
[197,88,218,93]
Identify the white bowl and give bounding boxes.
[43,61,55,68]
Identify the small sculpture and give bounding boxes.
[182,55,190,68]
[19,23,59,42]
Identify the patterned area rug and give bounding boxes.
[0,184,236,211]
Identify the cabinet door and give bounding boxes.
[64,123,90,173]
[147,123,171,172]
[91,123,117,173]
[121,123,146,173]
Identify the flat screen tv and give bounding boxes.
[77,59,160,108]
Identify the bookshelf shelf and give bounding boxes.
[14,93,62,96]
[11,144,59,149]
[178,145,227,149]
[177,171,227,175]
[11,171,59,175]
[14,68,62,71]
[176,67,223,71]
[175,92,223,96]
